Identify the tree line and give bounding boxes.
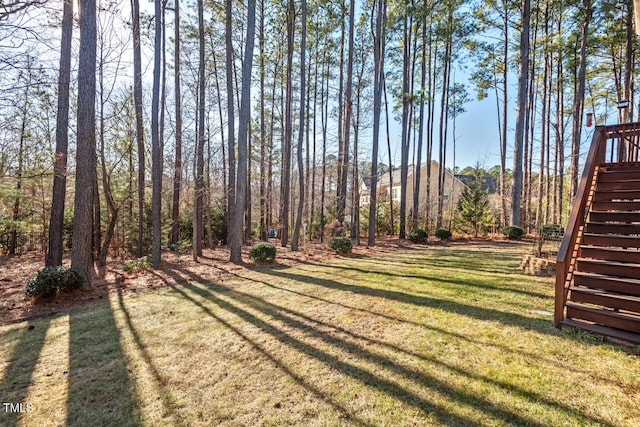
[0,0,636,285]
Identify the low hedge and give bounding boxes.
[249,242,277,263]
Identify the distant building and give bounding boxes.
[360,160,466,225]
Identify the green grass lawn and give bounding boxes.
[1,242,638,426]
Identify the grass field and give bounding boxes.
[1,241,638,426]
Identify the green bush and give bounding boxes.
[407,228,428,243]
[330,236,352,253]
[25,266,82,298]
[435,228,452,240]
[249,242,277,263]
[168,241,190,254]
[123,256,151,272]
[503,225,524,240]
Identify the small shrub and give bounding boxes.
[168,241,190,254]
[123,256,151,272]
[330,236,352,253]
[249,242,276,263]
[503,225,524,240]
[435,228,452,240]
[25,266,82,298]
[407,228,428,243]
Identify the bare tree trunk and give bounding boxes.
[170,0,182,245]
[193,0,206,260]
[230,0,256,261]
[131,0,145,257]
[570,1,591,199]
[259,0,267,241]
[279,0,294,247]
[72,0,97,285]
[151,0,163,268]
[226,0,236,252]
[291,0,306,251]
[47,0,73,266]
[510,0,530,226]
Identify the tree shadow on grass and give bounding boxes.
[0,318,51,427]
[164,276,375,427]
[297,261,550,301]
[261,269,553,335]
[188,279,617,427]
[114,289,190,427]
[66,299,139,426]
[171,277,606,427]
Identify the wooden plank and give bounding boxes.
[593,190,640,201]
[574,272,640,296]
[585,222,640,235]
[580,245,640,263]
[570,287,640,313]
[597,171,640,181]
[561,318,640,344]
[590,211,640,222]
[577,258,640,278]
[582,233,640,248]
[591,200,640,211]
[566,301,640,333]
[595,180,640,191]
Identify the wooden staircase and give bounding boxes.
[556,124,640,344]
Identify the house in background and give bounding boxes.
[360,160,466,227]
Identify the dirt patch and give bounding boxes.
[0,236,516,324]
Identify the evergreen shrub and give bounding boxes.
[435,228,452,240]
[503,226,524,240]
[249,242,277,263]
[330,236,352,253]
[407,228,428,243]
[25,266,82,298]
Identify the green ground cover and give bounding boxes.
[1,241,638,426]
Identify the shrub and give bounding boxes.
[503,226,524,240]
[330,236,352,253]
[168,241,190,254]
[123,256,151,272]
[435,228,452,240]
[249,242,276,263]
[25,266,82,298]
[407,228,428,243]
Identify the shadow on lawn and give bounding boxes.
[66,298,138,426]
[297,260,550,301]
[261,269,553,335]
[0,318,51,427]
[115,288,190,427]
[167,272,615,427]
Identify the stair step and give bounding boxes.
[576,258,640,279]
[566,301,640,333]
[585,222,640,235]
[591,200,640,211]
[593,189,640,201]
[589,211,640,222]
[574,272,640,296]
[595,179,640,191]
[561,318,640,344]
[600,162,640,172]
[569,286,640,313]
[582,233,640,248]
[597,167,640,181]
[580,245,640,263]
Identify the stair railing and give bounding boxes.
[555,127,606,327]
[555,122,640,327]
